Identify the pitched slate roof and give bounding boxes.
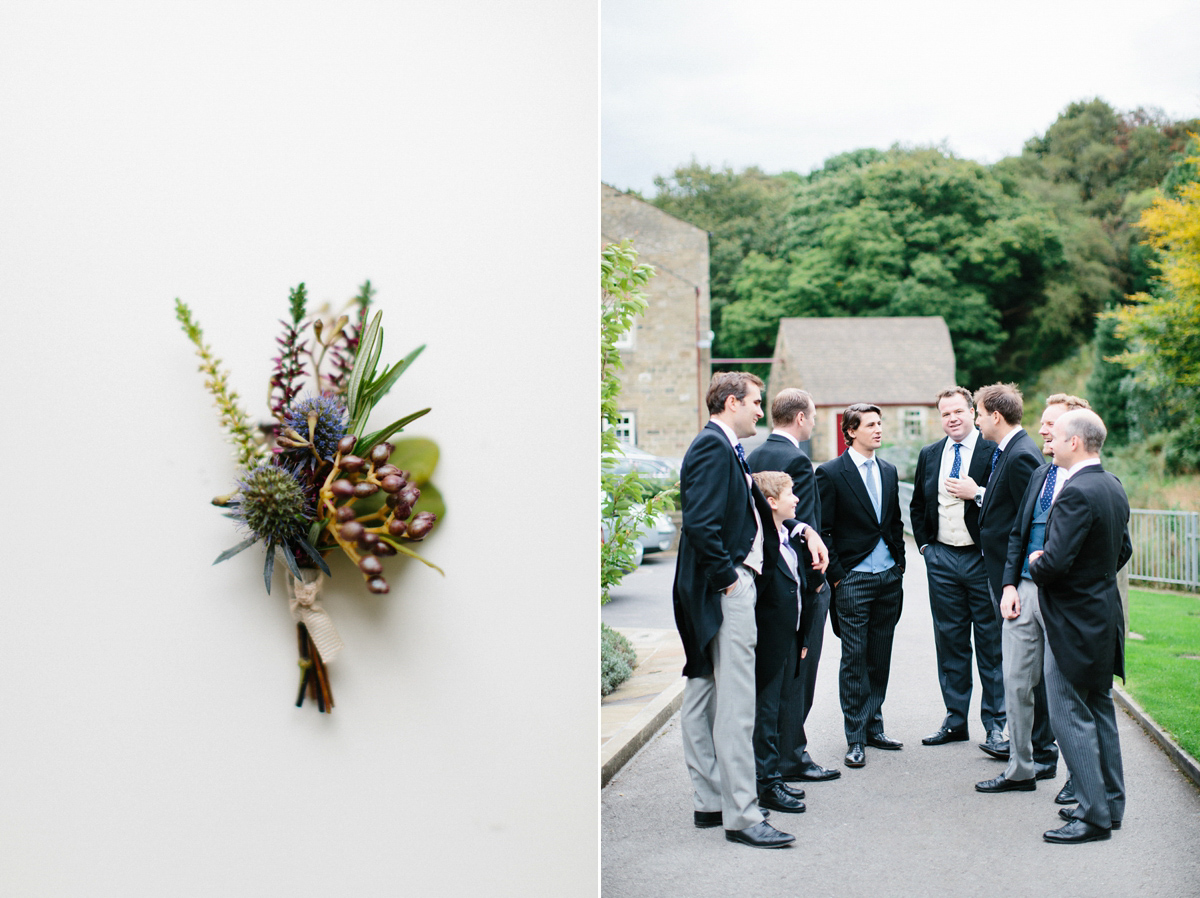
[771,316,956,406]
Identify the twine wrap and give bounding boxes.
[285,568,344,662]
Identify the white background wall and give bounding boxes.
[1,2,598,894]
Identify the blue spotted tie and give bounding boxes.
[990,447,1001,475]
[950,442,963,478]
[1038,465,1058,514]
[735,442,751,475]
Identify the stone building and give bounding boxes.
[766,316,957,464]
[601,184,711,459]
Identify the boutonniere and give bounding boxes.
[176,282,444,711]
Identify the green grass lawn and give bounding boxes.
[1123,587,1200,761]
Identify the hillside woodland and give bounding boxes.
[642,99,1200,482]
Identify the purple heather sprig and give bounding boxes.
[267,283,310,420]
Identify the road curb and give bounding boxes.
[1113,683,1200,791]
[601,676,685,788]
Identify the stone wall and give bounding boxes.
[602,184,710,458]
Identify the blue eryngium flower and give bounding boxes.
[234,465,310,546]
[214,464,329,593]
[283,394,348,462]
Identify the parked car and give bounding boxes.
[603,445,681,492]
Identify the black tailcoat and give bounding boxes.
[672,422,779,678]
[1028,465,1133,692]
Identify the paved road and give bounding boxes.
[602,535,1200,896]
[602,552,677,629]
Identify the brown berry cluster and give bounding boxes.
[319,434,437,594]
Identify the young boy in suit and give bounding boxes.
[751,471,826,814]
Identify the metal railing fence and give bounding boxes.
[897,483,1198,591]
[1128,509,1200,591]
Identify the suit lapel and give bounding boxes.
[707,420,750,502]
[925,438,946,507]
[839,451,877,520]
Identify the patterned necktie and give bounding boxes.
[735,442,751,476]
[1038,465,1058,514]
[950,442,963,478]
[863,459,881,520]
[990,447,1001,475]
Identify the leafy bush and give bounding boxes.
[601,623,637,696]
[601,240,677,604]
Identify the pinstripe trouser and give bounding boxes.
[836,565,904,744]
[681,565,764,832]
[1043,640,1125,828]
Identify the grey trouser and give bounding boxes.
[1002,578,1046,780]
[1043,640,1126,828]
[681,565,763,831]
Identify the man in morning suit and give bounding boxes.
[748,470,828,815]
[992,394,1091,803]
[909,387,1002,750]
[816,403,906,769]
[747,388,841,784]
[1029,409,1132,844]
[673,372,798,848]
[968,386,1062,792]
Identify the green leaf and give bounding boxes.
[362,344,425,406]
[385,437,439,485]
[359,409,431,452]
[213,536,259,565]
[413,481,445,519]
[378,535,444,574]
[263,549,275,594]
[346,310,383,421]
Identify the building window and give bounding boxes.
[615,412,636,446]
[904,408,923,438]
[614,327,635,350]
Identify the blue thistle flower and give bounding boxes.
[215,463,330,594]
[232,464,312,547]
[282,394,348,462]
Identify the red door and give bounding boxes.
[836,413,847,455]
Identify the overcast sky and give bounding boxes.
[603,0,1200,196]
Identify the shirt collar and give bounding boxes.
[1064,456,1101,480]
[770,428,800,448]
[710,417,739,449]
[847,445,874,467]
[948,428,979,452]
[996,426,1023,451]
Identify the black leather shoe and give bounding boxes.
[1059,807,1121,830]
[725,820,795,848]
[788,761,841,782]
[845,743,866,767]
[978,730,1009,759]
[1034,762,1058,781]
[694,810,722,828]
[1055,778,1076,805]
[975,774,1036,793]
[867,733,903,750]
[922,725,968,745]
[1043,818,1111,844]
[759,782,806,813]
[777,782,806,800]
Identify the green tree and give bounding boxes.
[720,147,1087,385]
[1110,145,1200,471]
[650,163,795,348]
[1084,313,1132,443]
[600,240,676,603]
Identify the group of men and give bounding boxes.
[671,372,1132,849]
